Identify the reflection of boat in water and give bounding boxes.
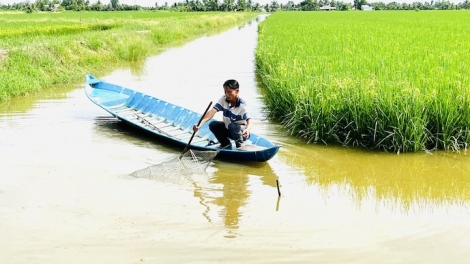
[129,159,281,238]
[192,162,280,238]
[85,74,281,162]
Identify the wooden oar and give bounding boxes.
[180,101,212,158]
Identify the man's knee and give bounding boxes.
[208,120,218,131]
[227,122,241,131]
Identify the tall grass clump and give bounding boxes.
[256,11,470,153]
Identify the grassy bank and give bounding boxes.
[0,11,257,101]
[256,11,470,153]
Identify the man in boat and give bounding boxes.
[192,79,252,149]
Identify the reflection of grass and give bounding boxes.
[0,81,79,113]
[0,12,257,101]
[280,143,470,213]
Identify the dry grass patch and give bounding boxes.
[0,49,7,63]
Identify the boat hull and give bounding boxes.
[85,74,280,162]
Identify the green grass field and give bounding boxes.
[0,11,225,38]
[256,11,470,153]
[0,11,257,100]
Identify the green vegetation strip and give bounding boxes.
[256,11,470,153]
[0,11,257,101]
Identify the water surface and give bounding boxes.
[1,15,470,264]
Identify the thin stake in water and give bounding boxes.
[276,179,281,196]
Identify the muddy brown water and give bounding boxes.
[1,15,470,264]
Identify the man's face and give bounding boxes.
[224,87,239,101]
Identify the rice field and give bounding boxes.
[256,11,470,153]
[0,11,229,39]
[0,11,257,100]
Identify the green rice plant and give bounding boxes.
[256,11,470,153]
[85,35,105,51]
[0,23,120,38]
[115,35,151,61]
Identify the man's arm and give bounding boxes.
[193,108,217,132]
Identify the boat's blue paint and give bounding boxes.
[85,74,281,162]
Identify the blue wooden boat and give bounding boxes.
[85,74,281,162]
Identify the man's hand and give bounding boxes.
[242,129,250,140]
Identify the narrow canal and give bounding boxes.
[1,15,469,264]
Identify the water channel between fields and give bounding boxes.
[1,15,470,264]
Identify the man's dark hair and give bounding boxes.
[223,79,239,89]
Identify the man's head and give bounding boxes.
[223,79,239,89]
[223,79,239,102]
